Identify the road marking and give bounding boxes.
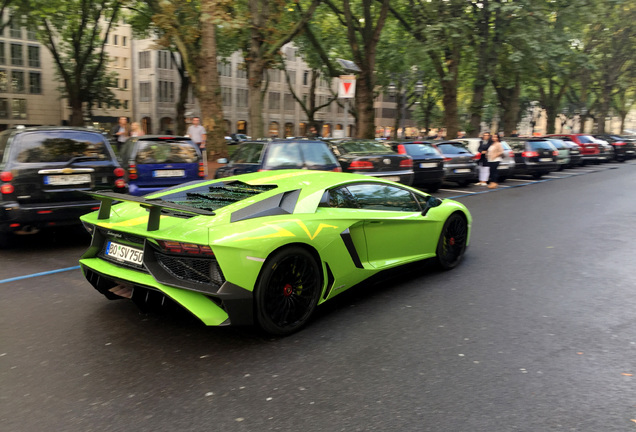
[439,188,478,194]
[0,266,81,284]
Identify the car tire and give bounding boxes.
[435,213,468,270]
[254,246,322,336]
[532,172,543,179]
[457,180,470,187]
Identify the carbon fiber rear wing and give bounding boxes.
[83,191,216,231]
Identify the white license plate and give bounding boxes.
[382,176,400,182]
[105,241,144,265]
[153,169,185,178]
[419,163,437,168]
[44,174,91,185]
[498,165,508,169]
[627,151,634,154]
[454,168,471,173]
[539,158,552,162]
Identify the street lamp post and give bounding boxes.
[388,78,424,139]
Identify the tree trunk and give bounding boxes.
[441,79,459,139]
[197,0,227,159]
[247,60,265,138]
[355,71,376,139]
[69,97,84,126]
[176,74,190,136]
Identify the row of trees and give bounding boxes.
[9,0,636,159]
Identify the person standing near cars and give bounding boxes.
[130,122,144,137]
[187,116,207,174]
[487,132,505,189]
[476,132,491,186]
[110,116,130,154]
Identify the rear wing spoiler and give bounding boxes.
[83,191,215,231]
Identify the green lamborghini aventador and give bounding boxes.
[79,170,472,335]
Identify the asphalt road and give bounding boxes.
[2,162,636,432]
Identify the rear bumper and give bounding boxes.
[412,169,444,185]
[352,170,414,186]
[0,200,101,232]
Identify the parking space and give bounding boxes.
[423,161,628,199]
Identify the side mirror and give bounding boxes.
[422,196,442,216]
[217,158,228,164]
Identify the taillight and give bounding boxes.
[114,167,125,177]
[553,150,559,156]
[473,154,481,160]
[397,144,407,155]
[331,166,343,172]
[614,141,626,146]
[508,151,514,157]
[115,179,126,188]
[522,151,539,158]
[0,171,12,182]
[198,162,205,177]
[444,157,452,162]
[1,184,14,194]
[349,160,374,169]
[399,159,413,168]
[157,240,215,256]
[128,164,138,180]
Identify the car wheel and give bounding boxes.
[426,183,441,193]
[457,180,470,187]
[254,246,322,335]
[435,213,468,270]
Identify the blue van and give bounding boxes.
[120,136,204,196]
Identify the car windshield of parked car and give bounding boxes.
[300,142,337,167]
[528,141,555,151]
[546,139,566,149]
[134,139,199,164]
[578,135,596,144]
[339,141,392,154]
[262,142,304,169]
[229,142,264,164]
[13,131,109,163]
[404,144,440,157]
[436,143,471,154]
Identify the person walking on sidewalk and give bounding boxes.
[487,133,504,189]
[476,132,491,186]
[187,117,207,175]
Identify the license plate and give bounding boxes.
[454,168,471,173]
[153,169,185,178]
[44,174,91,185]
[627,151,634,154]
[498,165,508,169]
[419,163,438,168]
[382,176,400,182]
[539,158,552,162]
[105,241,144,266]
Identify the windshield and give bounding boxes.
[134,139,200,164]
[578,135,596,144]
[546,139,566,149]
[528,141,556,151]
[13,130,110,163]
[229,142,264,164]
[436,143,471,154]
[403,144,440,157]
[339,141,392,154]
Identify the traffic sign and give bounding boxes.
[339,75,356,99]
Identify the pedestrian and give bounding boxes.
[434,129,445,140]
[307,125,320,138]
[457,130,466,139]
[110,116,130,154]
[476,132,491,186]
[487,132,505,189]
[130,122,144,137]
[187,116,207,174]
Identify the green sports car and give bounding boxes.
[79,170,471,335]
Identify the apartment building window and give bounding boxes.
[236,62,247,79]
[12,98,26,119]
[122,57,127,68]
[26,26,37,41]
[11,44,22,66]
[268,69,280,82]
[303,70,309,86]
[140,82,151,101]
[122,100,128,109]
[284,93,295,111]
[221,87,232,106]
[122,36,127,47]
[0,70,7,92]
[218,60,231,77]
[112,56,119,67]
[139,51,151,69]
[268,92,280,110]
[9,17,21,39]
[287,70,295,85]
[28,45,40,67]
[0,43,4,65]
[29,72,41,94]
[236,88,248,107]
[122,78,128,89]
[158,51,171,69]
[11,71,24,93]
[169,81,174,101]
[113,35,118,45]
[0,98,8,118]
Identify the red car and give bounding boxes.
[544,134,602,164]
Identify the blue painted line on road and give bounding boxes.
[0,265,81,284]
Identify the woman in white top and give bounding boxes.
[486,133,505,189]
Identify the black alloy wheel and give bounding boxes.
[254,247,322,335]
[435,213,468,270]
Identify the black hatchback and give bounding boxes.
[389,141,444,192]
[0,126,126,247]
[507,138,559,178]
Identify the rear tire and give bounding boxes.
[435,213,468,270]
[254,247,322,336]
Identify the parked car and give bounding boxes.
[0,126,127,247]
[215,139,341,178]
[225,133,251,145]
[544,134,601,164]
[328,139,414,185]
[543,138,571,170]
[507,138,559,178]
[389,141,445,192]
[454,138,516,182]
[593,134,636,161]
[433,141,478,187]
[591,137,613,162]
[560,141,582,167]
[119,136,205,196]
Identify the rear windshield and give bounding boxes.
[229,142,264,164]
[0,130,9,164]
[528,141,555,150]
[12,130,111,163]
[337,141,392,154]
[546,139,566,149]
[436,143,471,154]
[578,135,596,144]
[403,143,441,157]
[134,139,200,164]
[263,141,336,169]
